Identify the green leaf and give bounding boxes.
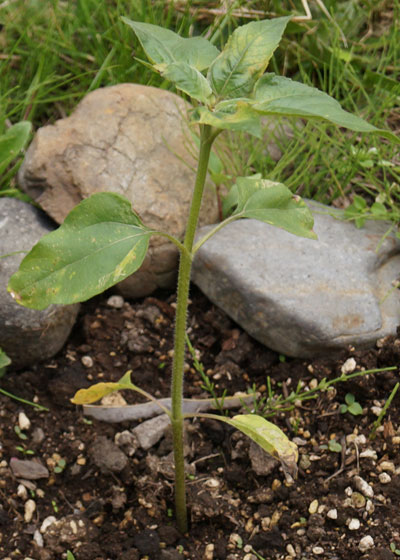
[223,175,317,239]
[252,74,400,143]
[156,61,213,104]
[122,18,219,71]
[345,393,355,405]
[0,348,11,369]
[0,121,32,175]
[192,100,262,138]
[208,17,291,99]
[348,402,363,415]
[220,414,298,479]
[8,193,151,309]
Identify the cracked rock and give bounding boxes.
[18,84,219,297]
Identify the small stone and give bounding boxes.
[312,546,324,555]
[18,412,31,431]
[378,461,395,473]
[40,516,57,533]
[353,475,374,498]
[379,472,391,484]
[299,454,311,470]
[31,427,45,445]
[107,295,125,308]
[358,535,374,552]
[204,543,214,560]
[101,392,127,407]
[89,436,128,473]
[115,431,138,456]
[341,358,357,374]
[347,518,360,530]
[132,414,171,450]
[81,355,93,368]
[351,492,366,508]
[249,440,278,476]
[365,499,374,514]
[308,499,319,514]
[17,484,28,500]
[33,530,43,547]
[24,499,36,523]
[10,458,49,480]
[286,544,296,557]
[327,509,338,520]
[360,449,378,460]
[371,406,383,416]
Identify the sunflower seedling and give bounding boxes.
[8,16,398,534]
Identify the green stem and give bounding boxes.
[171,124,215,533]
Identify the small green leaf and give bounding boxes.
[339,404,348,414]
[345,393,355,405]
[328,439,342,453]
[0,121,32,175]
[253,74,400,143]
[219,414,298,479]
[8,193,151,309]
[223,175,317,239]
[192,100,262,138]
[348,402,363,416]
[0,348,11,369]
[156,61,213,104]
[208,17,291,99]
[122,18,219,71]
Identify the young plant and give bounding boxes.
[7,17,399,533]
[340,393,363,416]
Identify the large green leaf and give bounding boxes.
[208,17,290,100]
[223,175,317,239]
[192,99,262,138]
[8,193,151,310]
[253,74,400,143]
[156,61,213,104]
[219,414,298,479]
[122,18,219,71]
[0,121,32,175]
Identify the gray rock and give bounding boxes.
[132,414,171,450]
[10,458,49,480]
[18,83,219,297]
[192,201,400,357]
[88,435,128,473]
[0,198,79,368]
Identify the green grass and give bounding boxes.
[1,0,399,222]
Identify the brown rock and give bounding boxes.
[18,84,219,297]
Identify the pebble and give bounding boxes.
[379,472,391,484]
[378,461,395,473]
[312,546,324,555]
[327,508,338,520]
[24,499,36,522]
[10,458,49,480]
[371,406,383,416]
[286,544,296,557]
[351,492,366,508]
[132,414,171,450]
[353,475,374,498]
[107,295,125,308]
[40,516,57,533]
[33,529,43,547]
[308,499,319,514]
[358,535,374,552]
[204,544,214,560]
[81,355,94,368]
[341,358,357,374]
[18,412,31,431]
[360,449,378,460]
[347,518,360,530]
[17,484,28,500]
[365,499,374,514]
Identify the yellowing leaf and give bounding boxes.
[229,414,298,479]
[71,382,129,405]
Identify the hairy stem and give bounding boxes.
[171,124,215,533]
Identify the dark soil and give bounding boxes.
[1,288,400,560]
